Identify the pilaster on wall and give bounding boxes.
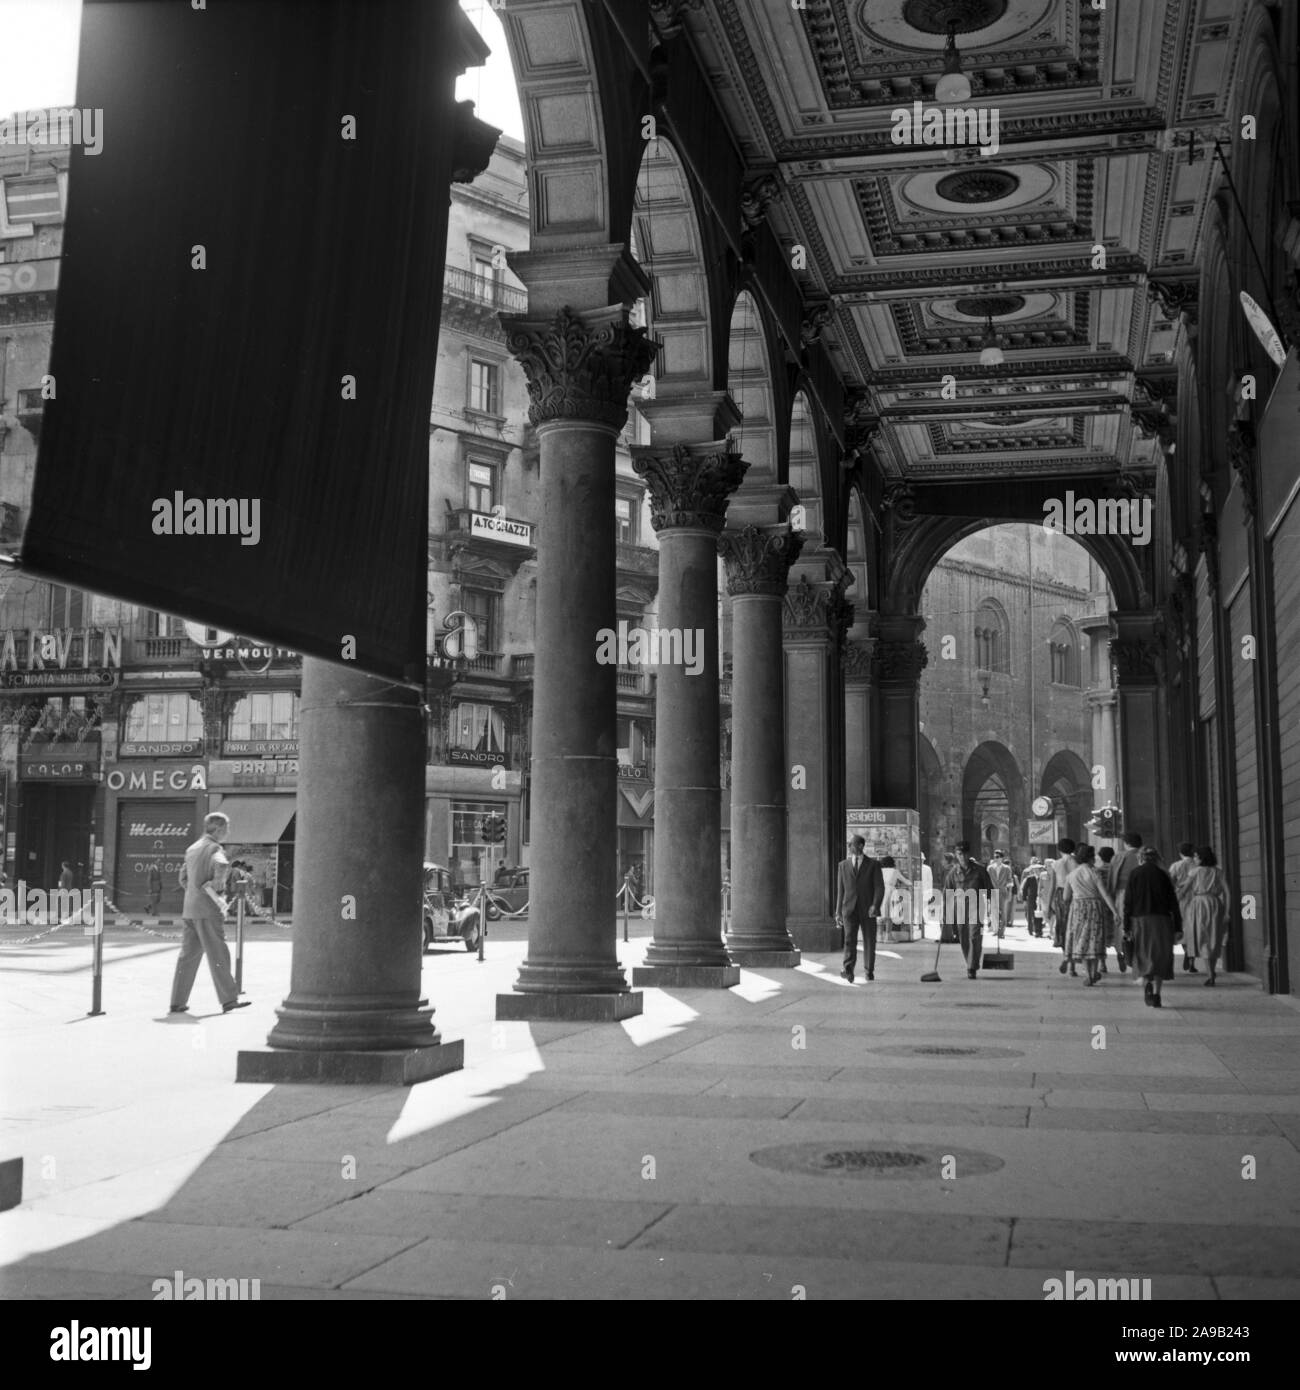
[870,614,928,812]
[783,548,852,953]
[1109,610,1171,857]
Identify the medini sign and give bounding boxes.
[18,0,488,684]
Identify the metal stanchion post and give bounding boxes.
[87,878,105,1017]
[622,883,629,943]
[235,892,245,994]
[477,879,486,962]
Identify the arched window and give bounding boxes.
[973,600,1009,674]
[1049,619,1078,686]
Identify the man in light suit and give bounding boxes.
[168,811,251,1015]
[1110,831,1143,973]
[836,834,885,983]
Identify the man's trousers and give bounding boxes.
[170,915,238,1009]
[841,910,876,976]
[959,921,983,972]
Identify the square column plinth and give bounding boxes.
[495,991,644,1022]
[236,1041,464,1087]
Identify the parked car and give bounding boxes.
[422,862,481,952]
[485,865,529,920]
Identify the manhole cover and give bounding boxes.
[751,1141,1005,1181]
[869,1043,1025,1060]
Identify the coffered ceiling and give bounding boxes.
[683,0,1248,481]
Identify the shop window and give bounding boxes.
[228,690,299,742]
[450,799,507,888]
[450,702,506,754]
[123,692,203,746]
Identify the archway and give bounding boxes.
[962,740,1026,863]
[1040,749,1092,847]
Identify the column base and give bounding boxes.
[0,1156,21,1211]
[631,963,740,989]
[641,940,733,971]
[236,1040,464,1087]
[496,991,643,1022]
[785,917,841,954]
[725,942,802,968]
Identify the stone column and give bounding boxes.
[237,662,462,1086]
[782,557,852,953]
[495,277,658,1021]
[870,616,928,809]
[719,521,804,966]
[1086,689,1119,810]
[843,637,875,810]
[1109,613,1169,854]
[630,424,747,988]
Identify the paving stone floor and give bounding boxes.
[2,923,1298,1300]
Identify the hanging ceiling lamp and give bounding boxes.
[978,313,1004,366]
[935,19,973,104]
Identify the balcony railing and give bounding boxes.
[16,387,44,434]
[443,266,527,315]
[617,666,652,695]
[616,540,658,576]
[511,653,534,680]
[125,635,199,665]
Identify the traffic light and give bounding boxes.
[478,814,506,844]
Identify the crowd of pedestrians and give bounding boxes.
[839,830,1233,1003]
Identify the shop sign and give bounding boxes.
[118,740,202,758]
[469,511,532,547]
[209,758,298,788]
[0,626,122,674]
[106,764,206,794]
[617,762,650,781]
[223,740,299,757]
[448,748,508,768]
[19,755,98,780]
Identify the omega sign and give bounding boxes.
[107,765,206,794]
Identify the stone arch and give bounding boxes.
[629,135,721,396]
[1040,748,1092,847]
[961,740,1026,862]
[887,514,1145,618]
[497,1,648,253]
[787,389,823,544]
[726,287,783,485]
[844,483,874,619]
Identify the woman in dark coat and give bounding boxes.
[1122,846,1183,1008]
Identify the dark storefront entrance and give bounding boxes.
[19,783,95,892]
[114,799,196,915]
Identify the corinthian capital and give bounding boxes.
[718,524,804,597]
[632,440,749,534]
[505,306,659,431]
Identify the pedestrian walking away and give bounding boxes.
[168,811,250,1015]
[1062,843,1115,986]
[879,854,911,937]
[1123,845,1183,1008]
[949,840,993,979]
[1049,837,1079,971]
[1184,846,1231,986]
[1110,832,1143,964]
[1168,842,1199,973]
[836,835,884,983]
[1019,855,1044,937]
[146,860,163,915]
[1096,845,1125,974]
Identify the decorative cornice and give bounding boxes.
[632,441,749,534]
[718,524,804,597]
[873,638,928,685]
[1146,276,1199,325]
[505,307,659,431]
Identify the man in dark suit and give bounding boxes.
[836,834,884,983]
[1111,831,1142,971]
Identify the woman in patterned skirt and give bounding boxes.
[1185,846,1231,986]
[1063,844,1116,986]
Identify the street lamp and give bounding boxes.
[978,314,1005,367]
